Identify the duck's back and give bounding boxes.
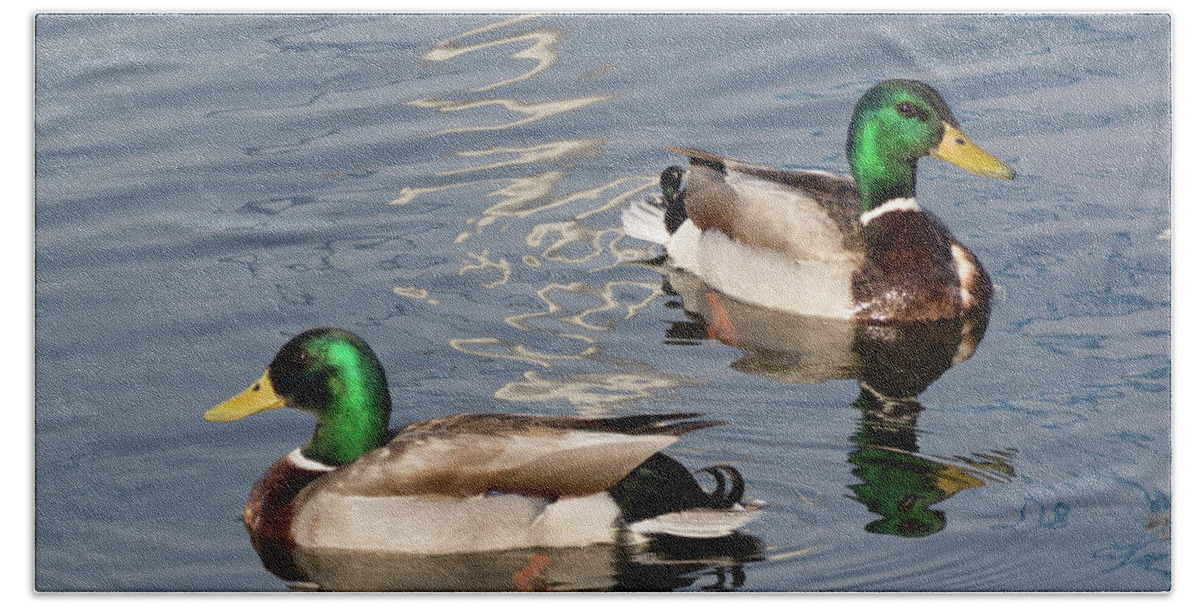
[661,148,870,318]
[671,146,864,264]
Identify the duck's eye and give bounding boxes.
[896,101,919,119]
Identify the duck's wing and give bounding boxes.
[668,146,865,263]
[306,413,720,499]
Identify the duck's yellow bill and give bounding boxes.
[204,371,285,422]
[931,123,1015,180]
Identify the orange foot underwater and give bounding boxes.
[512,553,552,591]
[706,292,739,347]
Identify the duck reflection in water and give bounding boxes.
[287,532,764,592]
[659,269,1015,538]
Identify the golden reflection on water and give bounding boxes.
[474,172,617,235]
[439,139,605,177]
[396,15,694,413]
[508,281,661,333]
[524,177,659,268]
[392,286,440,306]
[412,15,614,135]
[422,14,561,93]
[390,171,564,215]
[448,336,600,369]
[459,249,512,288]
[494,369,706,415]
[456,171,566,242]
[407,96,614,136]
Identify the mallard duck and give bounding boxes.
[205,327,761,576]
[622,79,1014,323]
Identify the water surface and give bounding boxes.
[34,13,1170,591]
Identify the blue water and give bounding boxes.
[34,13,1170,591]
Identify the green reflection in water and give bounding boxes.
[659,265,1017,538]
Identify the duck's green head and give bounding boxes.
[846,79,1014,212]
[205,327,391,466]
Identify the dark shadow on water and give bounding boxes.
[279,533,763,591]
[660,269,1016,538]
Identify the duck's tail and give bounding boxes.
[611,453,766,540]
[621,195,673,245]
[622,166,688,246]
[626,501,765,539]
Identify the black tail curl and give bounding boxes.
[612,453,749,523]
[697,464,746,506]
